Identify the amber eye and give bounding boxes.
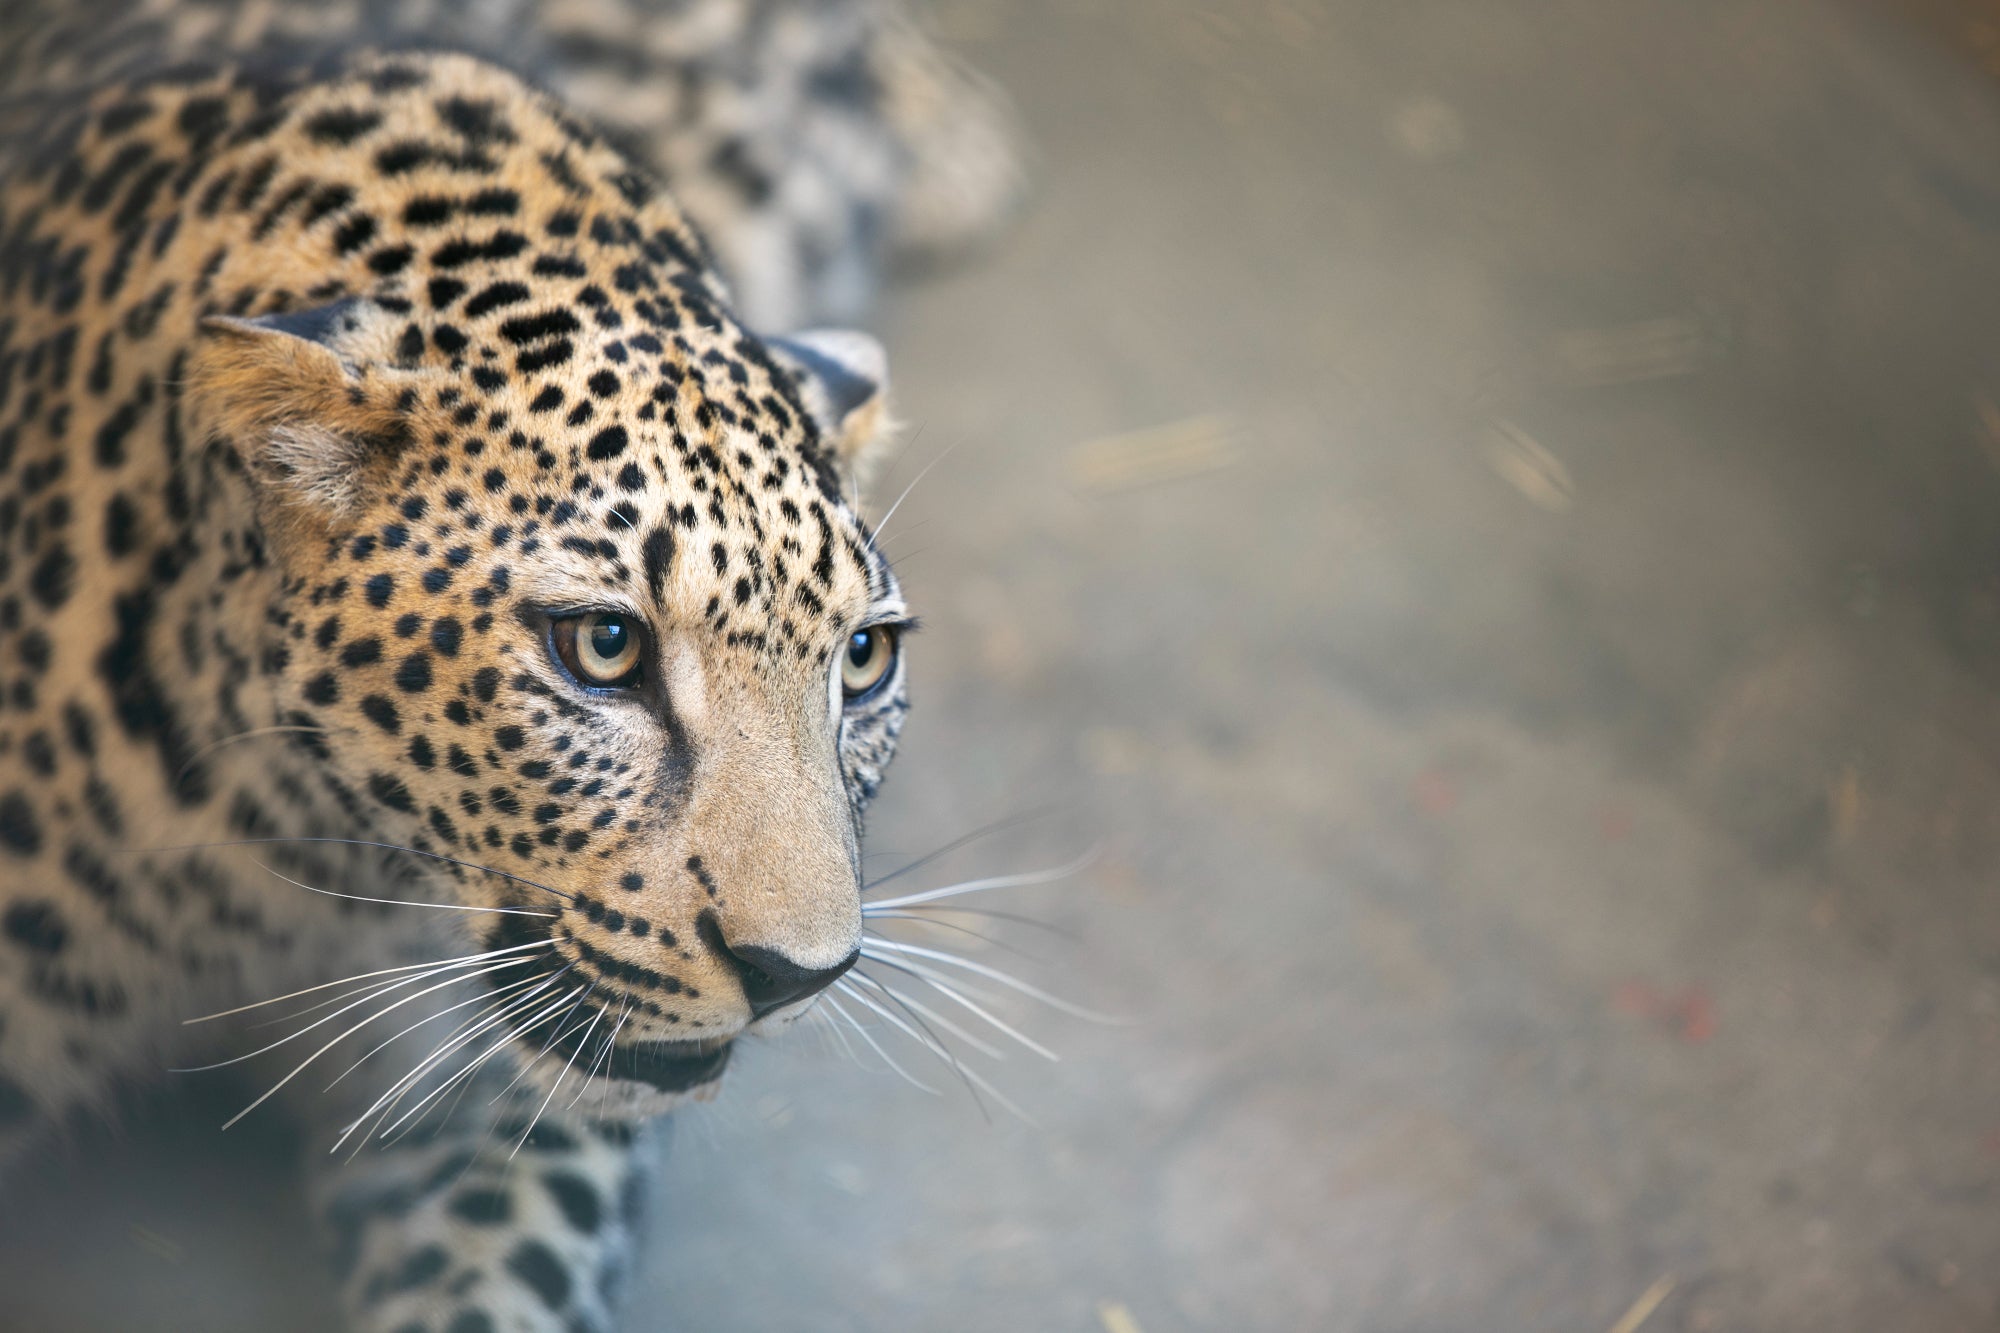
[552,612,644,689]
[840,625,898,700]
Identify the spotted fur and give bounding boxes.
[0,5,1010,1329]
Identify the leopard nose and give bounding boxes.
[698,912,858,1018]
[727,943,859,1018]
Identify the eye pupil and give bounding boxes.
[591,620,627,657]
[848,631,873,667]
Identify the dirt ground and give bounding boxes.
[9,1,2000,1329]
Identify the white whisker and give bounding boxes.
[821,993,941,1095]
[857,910,1047,960]
[323,970,551,1091]
[845,969,1005,1060]
[835,979,1034,1124]
[860,807,1056,893]
[487,985,597,1106]
[863,849,1098,911]
[181,938,552,1025]
[343,974,576,1151]
[578,999,634,1113]
[858,952,1059,1061]
[249,969,426,1030]
[217,955,537,1131]
[176,725,324,787]
[869,438,959,547]
[377,972,557,1091]
[252,858,557,917]
[836,976,1040,1120]
[836,978,963,1071]
[368,994,569,1150]
[176,950,546,1070]
[331,970,572,1147]
[809,1002,866,1069]
[860,938,1114,1022]
[512,1001,604,1158]
[861,904,1072,938]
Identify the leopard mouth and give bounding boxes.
[483,915,736,1094]
[525,1004,733,1093]
[615,1039,733,1092]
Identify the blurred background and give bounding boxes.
[13,0,2000,1328]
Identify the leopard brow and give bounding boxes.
[512,582,650,623]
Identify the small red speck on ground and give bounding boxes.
[1612,981,1718,1043]
[1412,768,1458,816]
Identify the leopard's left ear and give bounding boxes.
[186,297,414,518]
[767,330,897,496]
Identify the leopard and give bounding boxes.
[0,2,1022,1329]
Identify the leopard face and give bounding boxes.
[161,55,913,1112]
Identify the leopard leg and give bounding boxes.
[308,1100,652,1333]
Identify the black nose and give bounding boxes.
[699,914,858,1019]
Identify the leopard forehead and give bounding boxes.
[321,302,896,675]
[166,53,904,662]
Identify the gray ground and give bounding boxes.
[10,0,2000,1329]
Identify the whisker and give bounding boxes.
[251,858,557,917]
[583,999,635,1115]
[175,725,325,789]
[363,985,580,1150]
[487,984,597,1106]
[378,972,557,1086]
[854,419,924,521]
[861,903,1077,939]
[868,437,960,548]
[861,938,1115,1022]
[832,972,988,1112]
[215,955,537,1131]
[335,972,571,1143]
[182,939,551,1025]
[393,977,592,1162]
[861,807,1058,893]
[249,969,432,1031]
[835,978,966,1071]
[512,1000,605,1159]
[943,1053,1035,1125]
[821,993,941,1095]
[864,932,1112,1016]
[126,836,575,904]
[175,949,546,1067]
[864,848,1099,910]
[340,972,574,1151]
[576,996,628,1112]
[858,911,1047,961]
[858,952,1059,1061]
[845,969,1005,1060]
[872,516,933,550]
[248,947,547,1032]
[840,980,1039,1124]
[423,986,596,1158]
[809,1002,866,1070]
[323,970,551,1092]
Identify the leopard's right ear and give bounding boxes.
[186,297,414,517]
[765,330,897,498]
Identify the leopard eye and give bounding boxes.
[840,625,898,701]
[552,612,645,689]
